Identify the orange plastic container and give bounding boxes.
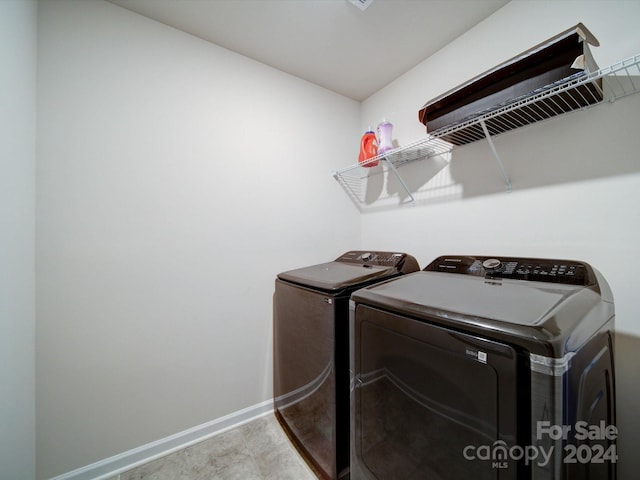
[358,130,378,167]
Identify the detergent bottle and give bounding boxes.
[358,129,379,167]
[377,119,394,155]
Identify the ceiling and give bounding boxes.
[108,0,509,101]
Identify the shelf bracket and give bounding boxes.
[480,119,512,193]
[384,157,416,205]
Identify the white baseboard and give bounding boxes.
[49,399,274,480]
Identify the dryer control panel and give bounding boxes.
[424,255,595,286]
[336,251,420,273]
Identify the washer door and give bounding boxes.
[351,305,522,480]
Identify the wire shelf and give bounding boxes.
[333,54,640,208]
[430,53,640,146]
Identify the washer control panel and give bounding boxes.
[424,255,594,286]
[335,251,420,272]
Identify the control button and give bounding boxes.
[360,252,372,261]
[483,258,502,270]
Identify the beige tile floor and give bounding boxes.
[108,414,319,480]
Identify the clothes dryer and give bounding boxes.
[350,255,616,480]
[274,251,419,480]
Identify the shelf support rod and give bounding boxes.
[480,119,512,193]
[383,157,416,205]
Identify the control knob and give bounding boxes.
[360,252,373,261]
[482,258,502,270]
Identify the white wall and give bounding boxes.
[36,0,360,478]
[360,1,640,478]
[361,0,640,336]
[0,1,37,479]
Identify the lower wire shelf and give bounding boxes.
[333,53,640,209]
[332,136,452,208]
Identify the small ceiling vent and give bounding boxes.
[347,0,375,11]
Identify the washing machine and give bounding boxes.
[274,251,420,480]
[350,255,616,480]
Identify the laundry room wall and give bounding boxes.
[0,1,37,479]
[359,1,640,478]
[36,0,360,478]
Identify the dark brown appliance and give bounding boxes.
[351,255,616,480]
[274,251,419,480]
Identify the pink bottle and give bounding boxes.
[377,120,394,155]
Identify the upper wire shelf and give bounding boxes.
[333,53,640,208]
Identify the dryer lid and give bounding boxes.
[278,261,397,292]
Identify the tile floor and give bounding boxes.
[108,414,319,480]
